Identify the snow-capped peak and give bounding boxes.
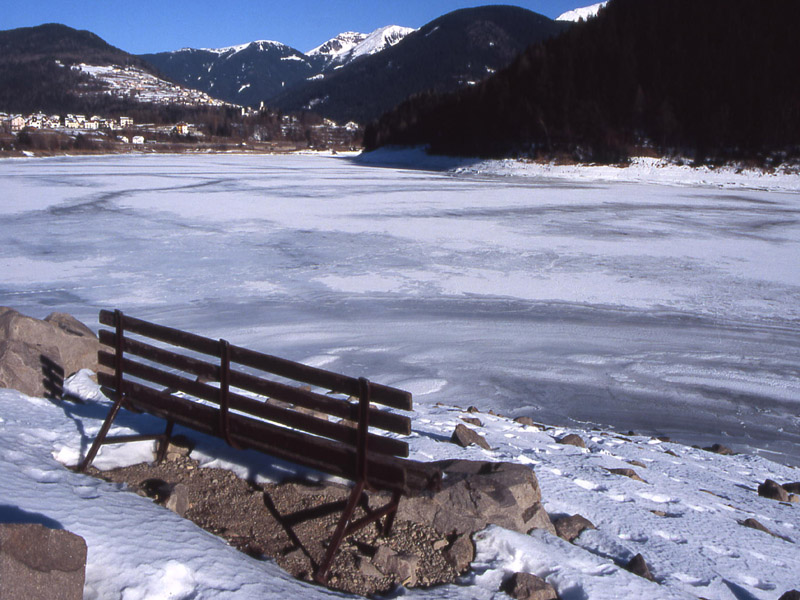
[556,1,608,22]
[350,25,415,60]
[307,31,368,59]
[199,40,287,56]
[308,25,415,68]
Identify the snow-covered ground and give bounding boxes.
[1,372,797,599]
[1,151,799,597]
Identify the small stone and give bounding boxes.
[165,483,190,517]
[782,482,800,494]
[553,514,595,542]
[357,556,384,579]
[432,539,448,551]
[778,591,800,600]
[451,423,491,450]
[460,416,483,427]
[704,443,734,455]
[606,467,645,483]
[758,479,790,502]
[140,478,171,502]
[372,545,419,586]
[740,518,776,536]
[444,534,474,573]
[627,460,647,468]
[790,494,799,503]
[467,406,480,413]
[625,553,654,581]
[664,449,678,457]
[165,434,194,458]
[556,433,585,448]
[501,572,557,600]
[514,416,536,427]
[651,510,667,517]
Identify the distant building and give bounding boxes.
[132,135,145,144]
[65,114,86,129]
[9,116,25,132]
[119,116,133,127]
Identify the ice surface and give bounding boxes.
[2,152,797,467]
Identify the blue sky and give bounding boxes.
[2,1,589,55]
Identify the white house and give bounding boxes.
[132,135,145,144]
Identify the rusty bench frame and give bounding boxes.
[79,309,439,582]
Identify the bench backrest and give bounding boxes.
[96,310,414,492]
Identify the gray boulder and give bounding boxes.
[398,460,555,537]
[0,308,99,398]
[0,523,87,600]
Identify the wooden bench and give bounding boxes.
[79,309,440,582]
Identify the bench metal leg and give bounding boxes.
[381,491,402,537]
[78,393,126,472]
[155,420,175,463]
[314,479,365,584]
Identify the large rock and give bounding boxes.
[0,308,99,398]
[398,460,555,537]
[0,523,87,600]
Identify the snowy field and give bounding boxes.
[1,152,799,599]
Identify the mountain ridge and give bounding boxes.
[271,5,567,124]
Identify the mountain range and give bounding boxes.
[138,25,415,113]
[140,6,566,123]
[1,5,572,126]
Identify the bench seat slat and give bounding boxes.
[99,330,411,436]
[97,356,409,458]
[99,376,410,493]
[100,310,412,411]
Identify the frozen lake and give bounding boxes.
[2,153,799,465]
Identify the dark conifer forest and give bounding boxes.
[364,0,800,163]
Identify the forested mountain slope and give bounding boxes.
[365,0,800,162]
